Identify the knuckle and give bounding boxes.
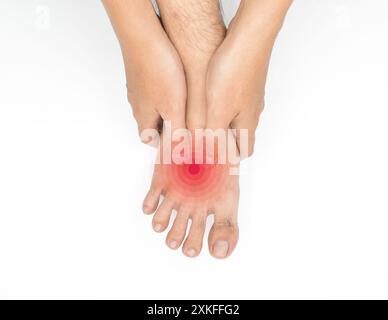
[214,218,238,229]
[207,105,227,119]
[186,118,205,131]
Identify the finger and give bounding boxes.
[135,109,162,147]
[186,75,208,131]
[159,101,187,133]
[230,109,261,158]
[206,105,234,131]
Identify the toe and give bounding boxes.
[142,186,161,215]
[166,209,190,250]
[182,213,207,258]
[208,216,239,259]
[152,198,174,233]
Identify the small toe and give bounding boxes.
[208,217,239,259]
[182,213,207,258]
[142,187,161,215]
[166,209,190,250]
[152,198,174,233]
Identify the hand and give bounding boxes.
[124,30,187,141]
[103,0,186,144]
[206,0,293,157]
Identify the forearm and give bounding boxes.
[156,0,225,72]
[102,0,161,52]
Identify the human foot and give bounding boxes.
[143,135,240,259]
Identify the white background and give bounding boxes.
[1,0,388,299]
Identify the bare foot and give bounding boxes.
[143,138,239,259]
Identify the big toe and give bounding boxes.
[208,218,239,259]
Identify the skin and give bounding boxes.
[156,0,226,130]
[143,147,240,259]
[102,0,186,138]
[102,0,293,259]
[206,0,294,156]
[150,0,238,259]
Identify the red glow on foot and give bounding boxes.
[164,156,227,202]
[188,164,200,175]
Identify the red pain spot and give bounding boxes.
[188,164,200,175]
[164,154,228,202]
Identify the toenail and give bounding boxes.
[213,240,229,258]
[153,224,162,232]
[169,240,178,249]
[186,248,196,258]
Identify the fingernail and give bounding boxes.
[213,240,229,258]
